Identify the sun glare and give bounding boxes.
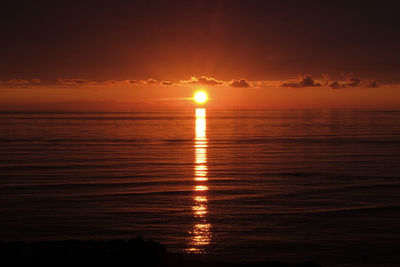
[194,91,208,104]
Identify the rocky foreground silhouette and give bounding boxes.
[0,237,321,266]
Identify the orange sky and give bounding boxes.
[1,1,400,111]
[0,76,399,111]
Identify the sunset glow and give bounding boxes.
[1,2,400,112]
[2,2,400,266]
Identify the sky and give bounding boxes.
[1,0,400,111]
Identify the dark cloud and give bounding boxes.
[7,79,30,85]
[57,78,96,85]
[103,78,159,86]
[161,81,173,86]
[327,74,378,89]
[281,76,321,88]
[230,79,250,88]
[364,80,378,88]
[346,78,361,86]
[0,78,41,86]
[106,80,121,85]
[2,75,381,90]
[328,81,344,89]
[343,73,361,87]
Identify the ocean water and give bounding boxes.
[0,109,399,266]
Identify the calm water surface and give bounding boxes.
[1,110,399,266]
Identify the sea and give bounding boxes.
[0,109,399,266]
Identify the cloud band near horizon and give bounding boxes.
[0,74,382,89]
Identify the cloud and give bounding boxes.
[104,80,121,85]
[126,79,139,84]
[57,78,97,85]
[280,73,379,89]
[102,79,141,86]
[146,78,159,84]
[57,78,159,87]
[229,79,250,88]
[328,81,344,89]
[0,78,41,86]
[281,76,321,88]
[197,76,223,85]
[181,76,224,86]
[327,73,378,89]
[180,76,253,87]
[7,79,30,85]
[2,75,381,91]
[161,81,173,86]
[343,73,361,87]
[364,80,378,88]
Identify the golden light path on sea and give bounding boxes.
[187,108,211,253]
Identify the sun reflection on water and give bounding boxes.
[187,108,212,253]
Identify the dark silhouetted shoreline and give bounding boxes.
[0,237,321,266]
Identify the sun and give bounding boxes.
[194,91,208,104]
